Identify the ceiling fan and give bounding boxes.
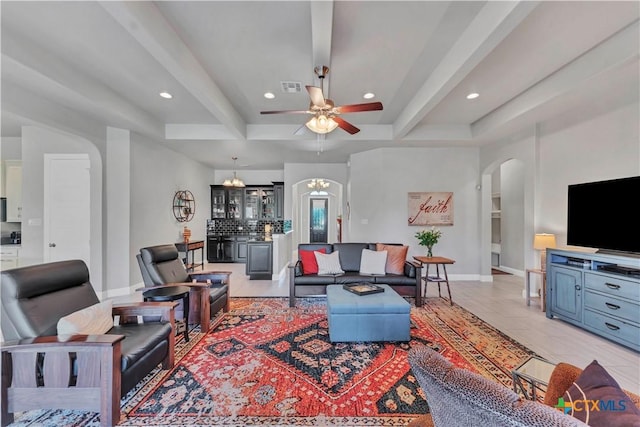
[260,66,383,135]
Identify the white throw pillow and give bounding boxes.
[315,251,344,275]
[57,300,114,335]
[360,248,388,275]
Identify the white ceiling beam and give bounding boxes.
[393,1,539,140]
[2,84,109,143]
[165,124,237,141]
[99,1,246,140]
[1,31,164,139]
[472,20,640,137]
[310,1,334,95]
[403,124,473,141]
[247,124,392,141]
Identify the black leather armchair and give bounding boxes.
[1,260,176,427]
[137,244,230,333]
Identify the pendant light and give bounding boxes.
[223,157,245,187]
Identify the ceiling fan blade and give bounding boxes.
[260,110,311,115]
[306,85,326,108]
[335,102,383,113]
[332,117,360,135]
[293,123,308,136]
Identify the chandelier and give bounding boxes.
[222,157,245,187]
[308,178,330,192]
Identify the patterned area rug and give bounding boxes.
[10,297,535,426]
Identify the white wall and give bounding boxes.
[129,134,214,286]
[284,163,348,250]
[0,137,22,159]
[21,126,104,291]
[348,147,481,278]
[538,102,640,247]
[480,132,537,277]
[500,159,525,270]
[106,128,131,295]
[213,169,284,187]
[478,101,639,284]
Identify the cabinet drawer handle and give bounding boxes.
[604,322,620,331]
[605,283,621,290]
[605,302,620,310]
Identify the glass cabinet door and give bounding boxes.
[227,189,243,219]
[244,188,259,219]
[211,187,226,218]
[261,188,275,218]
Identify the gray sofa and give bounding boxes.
[289,242,422,307]
[1,260,176,426]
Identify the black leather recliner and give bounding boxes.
[138,244,230,333]
[1,260,176,427]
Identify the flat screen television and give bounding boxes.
[567,176,640,255]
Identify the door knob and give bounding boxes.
[49,243,57,247]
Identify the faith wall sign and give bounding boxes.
[408,192,454,226]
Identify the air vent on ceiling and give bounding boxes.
[280,81,302,93]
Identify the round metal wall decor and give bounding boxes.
[173,190,195,222]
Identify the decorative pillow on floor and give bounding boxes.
[299,248,326,274]
[376,243,409,275]
[360,248,388,275]
[57,300,114,335]
[315,250,344,275]
[563,360,640,426]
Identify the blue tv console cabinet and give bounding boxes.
[546,248,640,352]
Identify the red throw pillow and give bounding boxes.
[376,243,408,275]
[299,248,326,275]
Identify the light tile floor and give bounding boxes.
[126,262,640,395]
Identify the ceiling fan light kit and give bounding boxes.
[261,66,383,135]
[306,115,338,134]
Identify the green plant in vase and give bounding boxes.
[415,226,442,257]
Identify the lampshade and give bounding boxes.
[305,115,339,134]
[533,233,556,250]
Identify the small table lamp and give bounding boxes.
[533,233,556,271]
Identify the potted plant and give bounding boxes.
[415,226,442,257]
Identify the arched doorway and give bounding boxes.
[291,178,343,247]
[481,158,525,281]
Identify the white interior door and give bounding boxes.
[44,154,91,265]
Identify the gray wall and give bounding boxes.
[499,159,525,271]
[348,147,481,279]
[10,100,639,295]
[538,102,640,247]
[20,126,104,291]
[129,134,214,287]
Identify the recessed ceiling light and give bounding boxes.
[363,92,375,99]
[264,92,275,99]
[466,92,479,100]
[159,91,173,99]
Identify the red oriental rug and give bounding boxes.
[11,297,535,426]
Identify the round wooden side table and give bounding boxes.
[143,285,191,341]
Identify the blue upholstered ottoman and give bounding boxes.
[326,284,411,342]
